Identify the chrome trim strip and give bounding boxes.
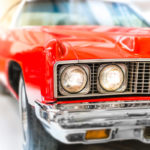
[35,100,150,144]
[78,58,150,63]
[55,92,149,98]
[57,100,150,111]
[55,59,150,67]
[54,58,150,98]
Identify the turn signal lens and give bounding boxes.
[85,129,110,140]
[144,127,150,139]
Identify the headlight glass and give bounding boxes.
[61,66,87,93]
[99,65,124,92]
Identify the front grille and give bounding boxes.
[56,61,150,98]
[127,62,150,94]
[88,63,99,94]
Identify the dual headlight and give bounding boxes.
[61,66,88,93]
[59,64,127,95]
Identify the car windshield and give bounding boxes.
[17,0,149,27]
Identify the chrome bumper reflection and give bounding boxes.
[35,100,150,144]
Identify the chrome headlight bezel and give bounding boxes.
[97,64,128,93]
[59,65,91,96]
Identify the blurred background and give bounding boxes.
[0,0,150,19]
[0,91,21,150]
[0,0,150,20]
[133,0,150,21]
[1,0,150,150]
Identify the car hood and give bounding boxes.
[42,26,150,61]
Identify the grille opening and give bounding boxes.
[88,63,99,94]
[56,61,150,99]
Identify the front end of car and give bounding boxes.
[35,58,150,144]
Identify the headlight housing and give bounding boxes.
[98,64,128,93]
[59,65,90,95]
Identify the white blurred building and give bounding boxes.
[132,0,150,21]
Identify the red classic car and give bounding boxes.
[1,0,150,150]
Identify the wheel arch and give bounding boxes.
[8,60,22,95]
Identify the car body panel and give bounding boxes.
[1,26,150,105]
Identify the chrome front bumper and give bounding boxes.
[35,100,150,144]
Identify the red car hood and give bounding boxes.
[42,26,150,61]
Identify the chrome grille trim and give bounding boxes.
[134,62,139,93]
[54,59,150,98]
[142,63,146,93]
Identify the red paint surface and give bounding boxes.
[0,26,150,105]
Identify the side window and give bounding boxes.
[0,2,20,28]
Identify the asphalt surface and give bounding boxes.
[0,94,21,150]
[1,92,150,150]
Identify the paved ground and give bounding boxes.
[1,92,150,150]
[0,94,21,150]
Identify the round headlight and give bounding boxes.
[61,66,87,93]
[99,65,124,92]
